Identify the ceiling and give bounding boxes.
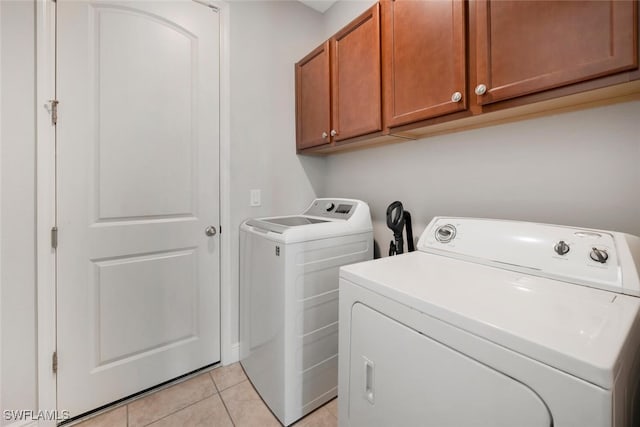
[299,0,337,13]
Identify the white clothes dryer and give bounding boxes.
[240,198,373,426]
[338,217,640,427]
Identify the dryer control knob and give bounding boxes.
[590,247,609,264]
[554,240,570,256]
[435,224,456,243]
[325,202,335,212]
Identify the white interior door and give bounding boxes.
[56,0,220,416]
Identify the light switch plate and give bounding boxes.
[250,189,261,207]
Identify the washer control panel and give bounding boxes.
[418,217,640,296]
[304,199,358,219]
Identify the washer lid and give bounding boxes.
[242,199,373,244]
[243,215,371,244]
[247,216,328,232]
[340,251,640,389]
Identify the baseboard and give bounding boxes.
[228,342,240,364]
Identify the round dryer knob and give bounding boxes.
[435,224,456,243]
[590,247,609,264]
[554,240,570,256]
[325,202,335,212]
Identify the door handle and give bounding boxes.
[205,226,217,237]
[363,357,375,405]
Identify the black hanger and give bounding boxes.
[387,201,405,255]
[386,201,415,256]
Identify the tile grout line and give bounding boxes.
[210,371,237,427]
[73,367,221,426]
[209,371,220,394]
[218,391,237,427]
[137,393,216,427]
[137,376,218,427]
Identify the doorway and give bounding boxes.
[54,0,222,416]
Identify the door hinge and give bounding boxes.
[192,0,219,11]
[52,352,58,374]
[46,99,59,125]
[51,226,58,249]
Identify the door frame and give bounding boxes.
[35,0,232,421]
[0,1,3,422]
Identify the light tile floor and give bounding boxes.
[72,363,338,427]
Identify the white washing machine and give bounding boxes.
[338,217,640,427]
[240,198,373,426]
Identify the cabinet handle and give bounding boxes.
[322,132,328,139]
[330,129,337,137]
[475,84,487,96]
[451,92,462,102]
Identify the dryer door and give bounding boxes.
[348,303,552,427]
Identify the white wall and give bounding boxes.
[228,1,327,350]
[322,101,640,255]
[322,0,375,37]
[0,0,38,422]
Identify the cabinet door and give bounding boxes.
[474,0,638,105]
[331,4,382,142]
[382,0,467,128]
[296,41,331,150]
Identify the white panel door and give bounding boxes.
[56,0,220,416]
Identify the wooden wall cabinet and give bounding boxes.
[296,0,639,154]
[382,0,467,127]
[295,4,382,151]
[295,42,331,150]
[471,0,638,107]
